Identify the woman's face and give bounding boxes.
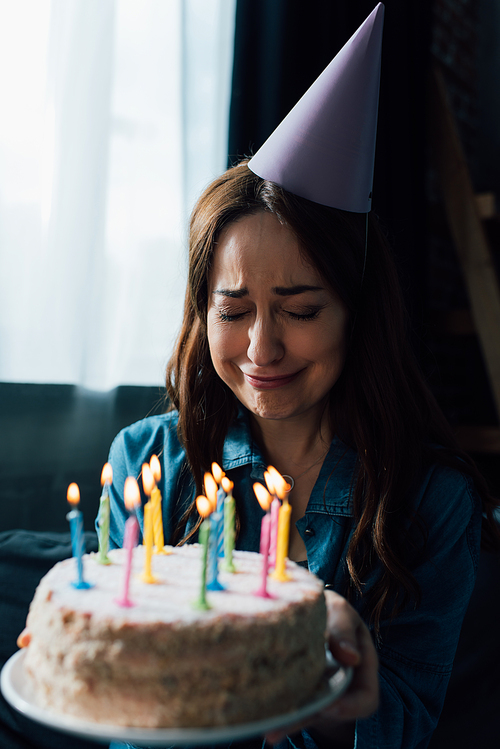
[207,211,349,426]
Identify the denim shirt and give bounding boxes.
[106,409,482,749]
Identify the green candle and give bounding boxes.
[195,519,211,610]
[222,478,236,572]
[97,464,113,564]
[194,494,212,611]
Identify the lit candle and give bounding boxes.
[204,472,225,591]
[221,477,236,573]
[150,454,170,555]
[115,477,141,607]
[264,469,280,568]
[212,462,226,558]
[194,495,212,610]
[253,482,273,598]
[140,463,158,584]
[270,475,292,582]
[97,463,113,565]
[67,483,93,589]
[259,512,270,556]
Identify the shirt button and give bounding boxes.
[304,528,315,537]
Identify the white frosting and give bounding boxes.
[41,546,324,625]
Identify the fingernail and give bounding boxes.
[339,640,360,658]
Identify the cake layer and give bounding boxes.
[24,546,327,728]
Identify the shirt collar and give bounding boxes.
[222,407,359,501]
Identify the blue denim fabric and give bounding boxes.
[104,409,482,749]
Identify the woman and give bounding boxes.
[107,6,499,746]
[107,160,499,749]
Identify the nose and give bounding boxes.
[246,315,285,367]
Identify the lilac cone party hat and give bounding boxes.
[248,3,384,213]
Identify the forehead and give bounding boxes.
[210,212,321,287]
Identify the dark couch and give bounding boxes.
[0,383,166,748]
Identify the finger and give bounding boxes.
[329,637,361,667]
[325,623,379,721]
[324,590,362,665]
[17,628,31,648]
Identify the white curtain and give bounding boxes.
[0,0,235,390]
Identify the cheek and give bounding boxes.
[207,317,243,367]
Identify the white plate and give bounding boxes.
[1,649,352,746]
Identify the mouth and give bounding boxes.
[243,371,303,390]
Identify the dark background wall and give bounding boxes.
[229,0,500,494]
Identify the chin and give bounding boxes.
[243,393,304,422]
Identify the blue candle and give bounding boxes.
[211,463,226,559]
[216,485,226,558]
[207,510,225,591]
[66,483,93,590]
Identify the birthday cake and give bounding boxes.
[22,544,327,728]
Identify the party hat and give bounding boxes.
[248,3,384,213]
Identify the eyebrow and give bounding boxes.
[212,285,324,298]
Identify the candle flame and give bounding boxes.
[141,463,155,496]
[124,477,141,511]
[211,461,224,484]
[150,454,161,483]
[263,470,275,495]
[203,472,218,510]
[221,476,233,493]
[267,466,289,499]
[253,482,272,511]
[196,495,212,519]
[101,462,113,486]
[67,482,80,506]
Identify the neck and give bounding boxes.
[249,406,332,475]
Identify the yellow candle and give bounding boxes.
[140,464,158,583]
[150,455,171,554]
[141,501,158,584]
[270,497,292,582]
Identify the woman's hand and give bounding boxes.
[323,590,379,721]
[265,590,379,745]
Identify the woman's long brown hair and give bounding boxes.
[166,162,500,631]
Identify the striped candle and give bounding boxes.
[97,463,113,565]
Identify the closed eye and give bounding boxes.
[285,306,324,321]
[217,310,248,322]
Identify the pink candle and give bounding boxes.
[265,467,290,570]
[260,512,271,556]
[269,498,280,566]
[115,477,141,607]
[253,482,273,598]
